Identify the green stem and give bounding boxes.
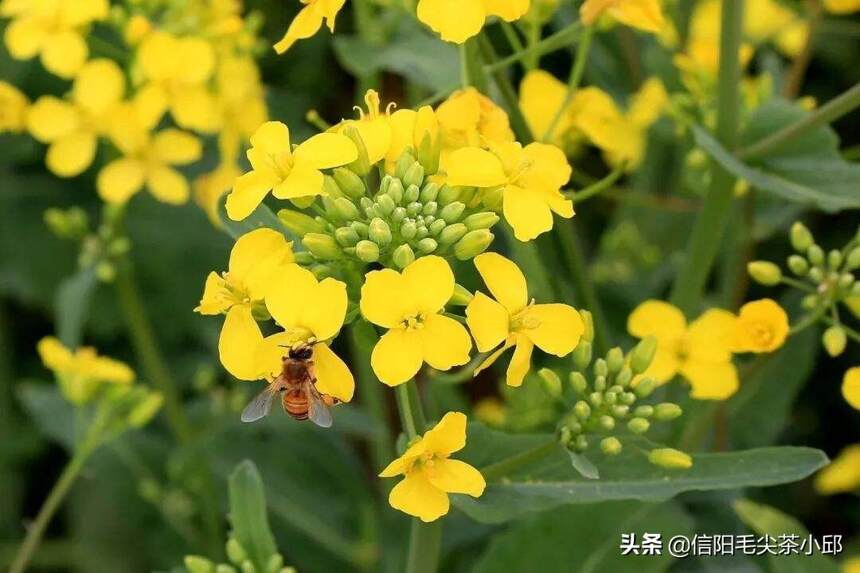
[485,22,583,73]
[348,321,393,471]
[669,0,744,315]
[789,306,828,335]
[739,80,860,160]
[564,162,627,203]
[780,276,815,292]
[542,26,594,143]
[0,301,21,536]
[395,384,419,438]
[477,34,533,143]
[481,438,559,481]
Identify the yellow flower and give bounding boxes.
[446,141,573,241]
[474,397,507,426]
[436,87,514,153]
[37,336,134,404]
[135,31,219,132]
[274,0,345,54]
[823,0,860,13]
[379,411,485,522]
[2,0,108,78]
[518,70,571,147]
[417,0,530,43]
[627,300,739,400]
[387,104,440,171]
[580,0,665,34]
[360,255,472,386]
[466,252,584,387]
[842,367,860,411]
[744,0,809,57]
[0,80,29,132]
[27,58,125,177]
[732,298,789,353]
[225,121,357,221]
[195,162,242,226]
[815,444,860,494]
[337,90,394,166]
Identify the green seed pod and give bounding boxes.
[823,325,847,357]
[808,245,825,266]
[454,229,494,260]
[788,255,809,276]
[538,368,562,397]
[573,400,591,420]
[634,405,654,418]
[846,246,860,271]
[439,201,466,223]
[377,194,396,215]
[332,167,367,199]
[403,162,425,188]
[392,244,416,269]
[628,417,650,434]
[439,223,467,245]
[648,448,692,469]
[634,377,657,398]
[404,184,421,203]
[747,261,782,286]
[391,206,407,223]
[226,538,247,564]
[406,201,422,217]
[599,415,615,430]
[400,220,417,239]
[278,209,326,235]
[463,212,500,230]
[606,347,624,374]
[417,237,438,254]
[828,249,843,270]
[333,197,360,220]
[448,283,474,306]
[572,340,592,371]
[790,221,813,252]
[654,403,683,421]
[594,358,608,378]
[429,219,447,236]
[437,184,461,205]
[601,437,622,456]
[355,240,380,263]
[630,336,658,374]
[185,556,215,573]
[419,182,440,203]
[569,372,588,394]
[303,233,341,260]
[369,218,392,246]
[387,178,405,204]
[615,366,633,387]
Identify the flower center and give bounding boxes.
[510,302,540,332]
[748,323,773,347]
[400,313,426,331]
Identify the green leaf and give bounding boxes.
[471,501,694,573]
[734,499,841,573]
[569,452,600,480]
[452,423,828,523]
[217,196,292,241]
[228,460,280,573]
[55,268,97,348]
[692,101,860,212]
[17,382,76,451]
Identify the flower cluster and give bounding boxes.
[185,538,295,573]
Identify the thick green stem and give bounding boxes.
[669,0,744,315]
[405,520,442,573]
[349,321,393,470]
[543,26,594,143]
[481,438,559,481]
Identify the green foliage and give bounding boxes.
[227,461,280,573]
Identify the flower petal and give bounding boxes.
[403,255,454,315]
[250,121,291,156]
[46,131,97,177]
[422,411,468,455]
[680,359,739,400]
[153,129,202,165]
[195,272,230,315]
[5,16,46,59]
[273,4,325,53]
[228,228,294,299]
[226,170,276,221]
[506,334,533,387]
[219,306,266,381]
[842,367,860,411]
[146,165,189,204]
[520,303,583,356]
[272,163,324,199]
[41,31,87,78]
[426,459,485,497]
[473,252,528,313]
[420,314,472,371]
[465,291,510,352]
[445,147,508,187]
[388,471,450,522]
[417,0,486,43]
[312,342,354,402]
[303,278,348,340]
[27,96,80,142]
[294,132,358,169]
[360,269,411,328]
[371,328,423,386]
[72,59,125,115]
[502,184,554,241]
[627,300,687,342]
[687,309,737,363]
[97,158,146,203]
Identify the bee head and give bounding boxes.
[288,345,313,361]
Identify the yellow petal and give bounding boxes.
[304,277,349,340]
[250,121,291,156]
[519,303,583,356]
[195,272,231,315]
[611,0,666,33]
[519,142,572,191]
[627,299,687,342]
[842,367,860,410]
[273,4,325,54]
[445,147,508,187]
[420,314,472,371]
[226,170,277,221]
[312,342,354,402]
[519,70,570,146]
[229,229,294,298]
[732,298,789,353]
[5,16,46,59]
[380,440,427,477]
[87,356,135,385]
[426,458,485,496]
[483,0,530,20]
[473,337,515,377]
[371,328,423,386]
[176,37,215,84]
[473,252,528,314]
[132,84,168,130]
[386,108,418,166]
[37,336,72,372]
[153,129,202,165]
[46,131,96,177]
[361,269,411,328]
[98,158,146,203]
[814,444,860,494]
[27,96,79,142]
[502,184,555,242]
[219,306,266,381]
[146,165,189,204]
[506,334,533,387]
[403,255,455,315]
[465,292,510,352]
[294,132,358,169]
[388,470,450,522]
[680,359,739,400]
[266,266,347,340]
[417,0,487,43]
[40,31,87,78]
[170,87,219,132]
[72,59,125,115]
[138,32,178,81]
[643,345,682,383]
[272,163,324,200]
[687,308,737,363]
[422,411,468,455]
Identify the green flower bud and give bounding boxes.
[333,167,367,199]
[439,201,465,223]
[634,377,656,398]
[594,358,608,378]
[573,435,588,452]
[406,202,422,217]
[808,267,824,283]
[599,415,615,430]
[620,392,636,405]
[403,162,425,188]
[424,214,436,225]
[96,261,116,282]
[600,437,622,456]
[416,225,429,239]
[334,197,360,221]
[293,252,314,265]
[790,222,813,252]
[422,201,438,216]
[628,417,650,434]
[449,283,474,306]
[604,391,618,405]
[355,240,380,263]
[419,182,440,203]
[391,206,407,223]
[839,273,854,290]
[648,448,693,469]
[404,184,420,203]
[439,223,467,245]
[429,218,447,236]
[322,174,345,199]
[654,403,683,421]
[463,212,500,230]
[437,184,461,205]
[400,220,417,239]
[482,186,503,209]
[226,538,247,564]
[454,229,494,260]
[580,310,594,343]
[559,425,573,446]
[127,391,163,427]
[392,244,416,269]
[588,391,603,408]
[808,245,825,266]
[377,194,396,215]
[417,237,438,254]
[615,366,633,387]
[630,336,657,374]
[185,556,215,573]
[846,246,860,271]
[335,227,359,246]
[278,209,325,235]
[573,400,591,420]
[747,261,782,286]
[216,566,238,573]
[569,371,588,394]
[395,152,415,180]
[801,294,818,309]
[788,255,809,276]
[387,178,405,204]
[593,375,606,392]
[240,560,256,573]
[634,405,654,418]
[606,347,624,374]
[266,554,284,573]
[538,368,562,397]
[310,264,332,280]
[369,218,392,246]
[572,340,592,371]
[828,249,843,270]
[303,233,340,259]
[852,282,860,296]
[612,404,630,418]
[823,325,847,357]
[108,237,131,256]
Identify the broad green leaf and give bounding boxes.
[692,100,860,212]
[17,382,76,450]
[452,423,828,523]
[471,501,694,573]
[734,499,841,573]
[55,268,97,348]
[228,460,280,573]
[217,196,291,241]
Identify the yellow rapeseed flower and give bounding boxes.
[0,80,29,132]
[417,0,530,43]
[466,253,584,386]
[732,299,789,353]
[436,87,515,153]
[337,90,394,166]
[627,300,739,400]
[274,0,346,54]
[445,141,573,241]
[823,0,860,13]
[27,58,125,177]
[37,336,134,405]
[379,411,485,522]
[387,104,440,171]
[842,367,860,410]
[815,444,860,494]
[2,0,109,78]
[580,0,665,34]
[226,121,357,220]
[360,255,472,386]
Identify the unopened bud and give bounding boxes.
[419,182,439,203]
[790,222,813,252]
[395,152,415,180]
[601,437,622,456]
[593,375,606,392]
[335,226,360,246]
[437,184,461,205]
[808,267,824,283]
[572,340,592,371]
[648,448,693,469]
[416,237,438,254]
[628,417,650,434]
[342,126,371,175]
[403,163,425,188]
[606,347,624,373]
[302,233,340,259]
[654,403,683,421]
[454,229,494,260]
[788,255,809,276]
[266,555,284,573]
[439,201,465,223]
[355,240,380,263]
[747,261,782,286]
[615,366,632,387]
[96,262,116,282]
[569,371,587,394]
[634,405,654,418]
[185,556,215,573]
[377,194,396,215]
[823,325,847,357]
[579,310,594,343]
[387,178,404,204]
[429,218,447,236]
[808,245,825,266]
[404,183,420,203]
[846,247,860,271]
[332,197,359,221]
[463,212,500,230]
[589,391,603,408]
[630,336,657,374]
[278,209,325,236]
[573,400,591,420]
[400,220,417,239]
[368,218,392,246]
[599,415,615,430]
[226,538,247,564]
[392,244,415,269]
[127,392,163,427]
[828,249,843,270]
[422,201,438,216]
[439,223,467,245]
[449,283,474,306]
[216,565,237,573]
[537,368,562,397]
[594,358,608,378]
[634,377,657,398]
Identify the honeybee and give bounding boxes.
[241,345,339,428]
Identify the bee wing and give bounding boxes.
[241,384,277,423]
[306,383,333,428]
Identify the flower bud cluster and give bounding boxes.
[185,537,294,573]
[558,336,686,468]
[279,151,501,269]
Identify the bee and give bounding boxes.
[241,345,339,428]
